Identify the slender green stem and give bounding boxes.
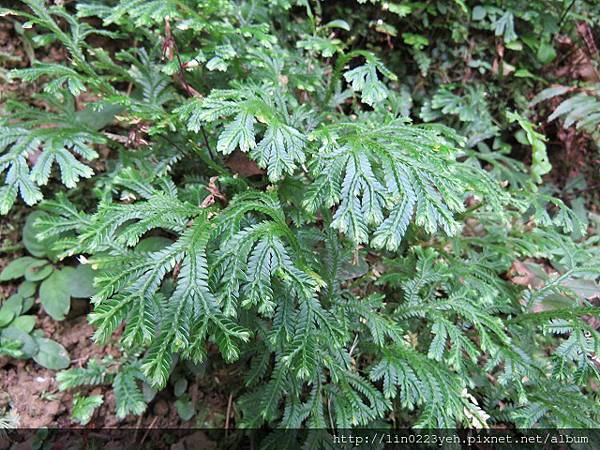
[457,202,484,219]
[324,50,372,106]
[187,140,230,176]
[0,243,24,254]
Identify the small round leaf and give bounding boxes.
[39,270,71,321]
[18,280,37,298]
[21,297,35,314]
[67,265,97,299]
[33,337,70,370]
[0,308,15,328]
[2,326,38,357]
[23,212,50,258]
[174,377,188,397]
[11,315,36,333]
[24,261,53,282]
[0,257,38,281]
[174,394,195,421]
[2,294,24,316]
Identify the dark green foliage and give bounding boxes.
[1,0,599,430]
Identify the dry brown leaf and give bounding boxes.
[225,150,265,177]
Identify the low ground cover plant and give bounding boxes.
[0,0,599,434]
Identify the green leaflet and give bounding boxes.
[305,120,504,249]
[0,118,101,214]
[178,87,308,182]
[508,111,552,184]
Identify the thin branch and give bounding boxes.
[225,393,233,434]
[165,17,216,160]
[558,0,576,30]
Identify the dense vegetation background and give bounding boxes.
[0,0,599,444]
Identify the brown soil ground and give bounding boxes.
[0,293,229,429]
[1,220,227,448]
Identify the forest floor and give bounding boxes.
[1,5,599,446]
[1,222,228,450]
[0,279,227,449]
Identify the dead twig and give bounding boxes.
[140,416,158,446]
[163,16,216,161]
[131,414,144,444]
[200,176,227,208]
[224,393,233,434]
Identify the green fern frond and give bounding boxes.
[305,119,505,249]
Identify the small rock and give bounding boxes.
[170,431,216,450]
[90,387,103,396]
[153,399,169,416]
